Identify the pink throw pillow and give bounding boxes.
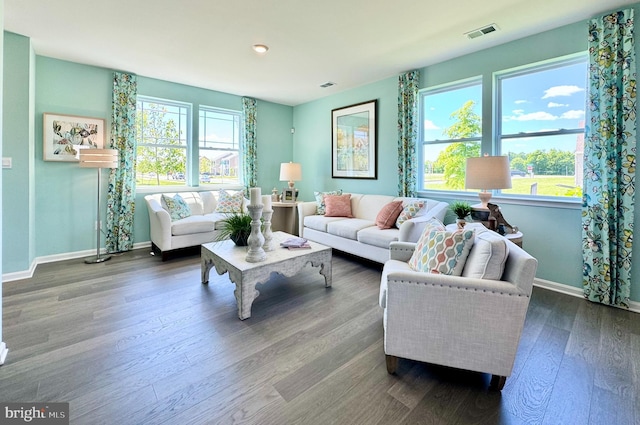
[324,194,353,217]
[375,201,404,229]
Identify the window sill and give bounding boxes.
[135,184,244,195]
[417,190,581,210]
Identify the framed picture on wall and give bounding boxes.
[43,113,106,162]
[331,99,377,179]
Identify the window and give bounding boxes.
[199,106,242,185]
[419,78,482,192]
[136,97,190,186]
[498,56,587,198]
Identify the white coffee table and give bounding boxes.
[201,231,332,320]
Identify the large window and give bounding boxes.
[498,56,587,198]
[199,106,242,185]
[136,97,190,186]
[420,78,482,192]
[418,54,587,200]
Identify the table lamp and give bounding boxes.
[465,155,512,211]
[279,162,302,190]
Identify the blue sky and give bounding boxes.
[422,58,587,162]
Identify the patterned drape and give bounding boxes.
[242,97,258,195]
[398,70,420,197]
[106,72,137,253]
[583,9,636,308]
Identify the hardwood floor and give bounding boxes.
[1,249,639,424]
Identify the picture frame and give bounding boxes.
[281,188,298,203]
[331,100,377,179]
[43,113,106,162]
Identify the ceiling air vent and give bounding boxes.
[465,23,500,40]
[320,81,336,88]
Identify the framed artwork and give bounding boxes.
[281,188,298,203]
[43,113,106,162]
[331,100,377,179]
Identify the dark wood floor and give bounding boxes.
[1,248,639,424]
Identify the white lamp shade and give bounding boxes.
[465,156,512,190]
[279,162,302,182]
[79,148,119,169]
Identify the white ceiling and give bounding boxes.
[4,0,637,106]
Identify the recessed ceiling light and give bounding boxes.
[252,44,269,54]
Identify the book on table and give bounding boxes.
[280,237,309,248]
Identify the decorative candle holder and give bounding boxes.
[262,209,276,251]
[246,204,267,262]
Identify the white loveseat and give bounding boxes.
[297,193,448,263]
[144,190,247,260]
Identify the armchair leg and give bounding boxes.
[490,375,507,390]
[385,355,398,374]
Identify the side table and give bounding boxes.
[445,223,523,248]
[271,202,299,235]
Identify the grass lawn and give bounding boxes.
[425,174,580,197]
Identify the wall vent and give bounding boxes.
[465,23,499,40]
[320,81,336,88]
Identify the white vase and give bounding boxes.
[456,218,466,229]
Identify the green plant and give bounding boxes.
[450,201,473,220]
[216,213,252,244]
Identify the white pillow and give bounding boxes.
[462,230,510,280]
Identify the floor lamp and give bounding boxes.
[79,148,119,264]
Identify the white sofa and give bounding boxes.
[297,193,448,263]
[144,190,247,260]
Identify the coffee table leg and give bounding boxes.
[319,261,332,287]
[202,258,213,284]
[232,277,260,320]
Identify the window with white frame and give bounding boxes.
[198,106,242,185]
[419,78,482,192]
[498,55,587,198]
[136,97,190,186]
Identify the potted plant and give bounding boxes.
[216,213,253,246]
[450,201,473,228]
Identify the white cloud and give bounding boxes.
[547,102,568,108]
[504,111,558,121]
[514,100,528,104]
[542,85,584,99]
[560,110,585,119]
[512,109,525,115]
[424,120,440,130]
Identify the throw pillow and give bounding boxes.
[375,201,404,229]
[410,218,445,258]
[324,194,353,217]
[215,189,244,213]
[408,229,475,276]
[161,194,191,221]
[396,200,426,227]
[314,190,343,215]
[462,230,510,280]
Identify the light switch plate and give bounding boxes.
[2,157,12,169]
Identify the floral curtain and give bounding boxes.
[242,97,258,195]
[106,72,137,253]
[398,70,420,197]
[583,9,636,308]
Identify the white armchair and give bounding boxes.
[379,232,538,390]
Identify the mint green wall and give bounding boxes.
[1,0,5,348]
[292,6,640,302]
[3,32,35,272]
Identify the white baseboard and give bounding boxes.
[2,242,152,283]
[534,277,640,313]
[0,342,8,365]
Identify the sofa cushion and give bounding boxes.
[409,228,474,276]
[171,215,216,236]
[357,226,400,249]
[303,215,345,232]
[396,200,426,227]
[324,194,353,217]
[375,201,404,229]
[462,229,510,280]
[314,190,342,215]
[326,219,375,240]
[215,189,244,213]
[351,194,396,221]
[161,194,192,221]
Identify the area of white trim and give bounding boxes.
[0,342,8,366]
[534,277,640,313]
[1,241,152,282]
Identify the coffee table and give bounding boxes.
[201,231,332,320]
